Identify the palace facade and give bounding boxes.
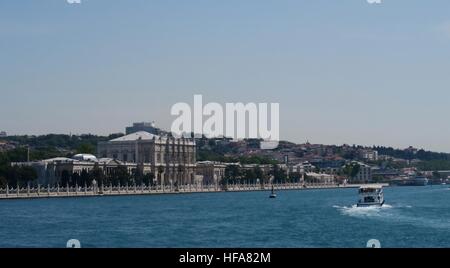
[97,131,196,185]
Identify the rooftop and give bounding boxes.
[110,131,160,142]
[73,154,98,162]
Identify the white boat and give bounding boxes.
[404,176,428,186]
[392,175,428,186]
[357,185,384,207]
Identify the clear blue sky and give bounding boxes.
[1,0,450,152]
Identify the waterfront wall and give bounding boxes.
[0,182,388,200]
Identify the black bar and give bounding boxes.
[0,248,446,267]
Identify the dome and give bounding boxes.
[73,154,98,162]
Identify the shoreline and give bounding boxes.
[0,183,389,201]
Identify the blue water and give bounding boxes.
[0,186,449,248]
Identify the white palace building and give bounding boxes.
[97,131,197,186]
[14,131,197,186]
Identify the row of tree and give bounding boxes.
[0,149,38,187]
[374,146,450,161]
[0,165,38,188]
[3,134,123,153]
[59,166,158,188]
[221,164,304,187]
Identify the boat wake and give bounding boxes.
[334,204,450,229]
[333,204,393,218]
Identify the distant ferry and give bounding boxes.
[357,185,385,207]
[401,176,428,186]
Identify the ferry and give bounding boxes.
[392,175,428,186]
[403,176,428,186]
[357,185,385,207]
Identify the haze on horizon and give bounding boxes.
[1,1,450,152]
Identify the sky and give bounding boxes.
[1,0,450,152]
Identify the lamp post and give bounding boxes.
[92,179,97,195]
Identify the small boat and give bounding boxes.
[357,185,384,207]
[269,185,277,198]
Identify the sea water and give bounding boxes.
[0,185,448,248]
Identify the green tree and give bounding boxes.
[270,164,287,183]
[142,172,155,186]
[176,165,185,187]
[18,166,37,186]
[110,166,130,186]
[76,143,95,155]
[0,176,7,188]
[343,163,361,180]
[61,170,70,186]
[253,165,265,185]
[6,166,20,186]
[90,164,104,186]
[71,172,80,187]
[80,170,90,186]
[243,169,256,184]
[1,165,38,187]
[289,172,301,183]
[224,165,242,185]
[131,168,142,185]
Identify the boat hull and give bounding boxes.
[357,200,385,207]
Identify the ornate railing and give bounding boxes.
[0,182,350,199]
